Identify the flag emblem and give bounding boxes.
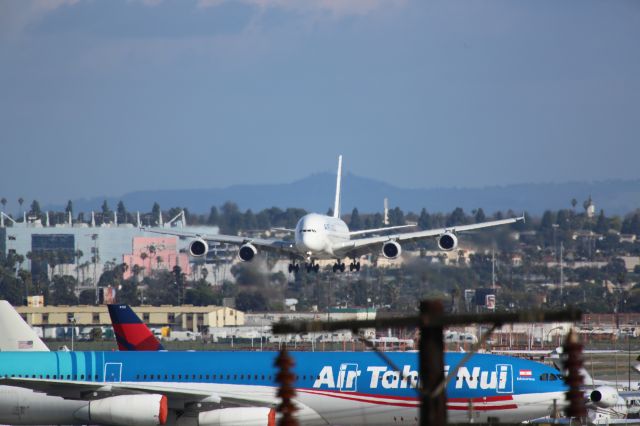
[18,340,33,349]
[519,369,532,377]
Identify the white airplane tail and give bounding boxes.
[333,155,342,218]
[0,300,49,351]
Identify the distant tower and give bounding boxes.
[383,198,389,226]
[583,195,595,219]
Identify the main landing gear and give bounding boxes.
[305,262,320,273]
[288,261,319,274]
[332,261,346,273]
[349,261,361,272]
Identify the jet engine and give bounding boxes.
[382,241,402,259]
[199,407,276,426]
[189,238,209,257]
[238,243,258,261]
[437,232,458,251]
[590,386,620,408]
[74,394,168,426]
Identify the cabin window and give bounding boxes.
[81,375,85,380]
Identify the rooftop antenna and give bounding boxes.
[136,211,141,228]
[384,198,389,226]
[45,211,50,227]
[68,211,72,226]
[158,210,163,227]
[0,212,17,227]
[91,211,96,227]
[114,210,118,227]
[181,210,186,227]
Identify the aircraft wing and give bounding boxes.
[0,377,276,410]
[142,228,299,257]
[332,216,524,257]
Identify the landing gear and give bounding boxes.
[332,261,346,273]
[288,263,300,274]
[349,261,361,272]
[305,261,320,273]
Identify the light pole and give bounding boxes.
[68,314,76,351]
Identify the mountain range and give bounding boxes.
[49,173,640,217]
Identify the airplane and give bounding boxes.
[0,300,49,352]
[0,350,567,425]
[145,155,524,273]
[108,304,164,351]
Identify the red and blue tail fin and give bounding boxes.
[108,304,164,351]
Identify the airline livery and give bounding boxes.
[0,350,567,425]
[146,156,524,273]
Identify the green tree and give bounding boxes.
[474,208,486,223]
[30,200,42,218]
[151,202,161,224]
[207,206,219,225]
[418,209,431,230]
[101,200,111,217]
[49,275,78,305]
[117,201,127,224]
[350,208,363,230]
[1,197,7,211]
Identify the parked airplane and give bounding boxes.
[146,156,524,273]
[0,350,567,425]
[0,300,49,352]
[108,304,164,351]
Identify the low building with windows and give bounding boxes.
[16,304,245,335]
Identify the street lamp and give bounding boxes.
[67,313,76,351]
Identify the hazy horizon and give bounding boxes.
[1,0,639,207]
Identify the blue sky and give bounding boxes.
[1,0,639,208]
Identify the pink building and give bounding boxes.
[123,236,191,279]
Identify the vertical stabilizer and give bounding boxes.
[0,300,49,351]
[108,304,164,351]
[333,155,342,218]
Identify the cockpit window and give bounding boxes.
[540,373,549,381]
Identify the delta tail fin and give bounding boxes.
[0,300,49,351]
[333,155,342,218]
[108,304,164,351]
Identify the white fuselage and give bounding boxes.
[294,213,350,260]
[0,383,566,426]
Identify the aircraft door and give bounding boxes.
[104,363,123,382]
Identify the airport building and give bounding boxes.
[0,211,223,287]
[16,304,245,337]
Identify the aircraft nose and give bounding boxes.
[302,232,323,252]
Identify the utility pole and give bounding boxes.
[491,248,496,290]
[560,242,564,305]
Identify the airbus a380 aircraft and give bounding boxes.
[147,156,524,273]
